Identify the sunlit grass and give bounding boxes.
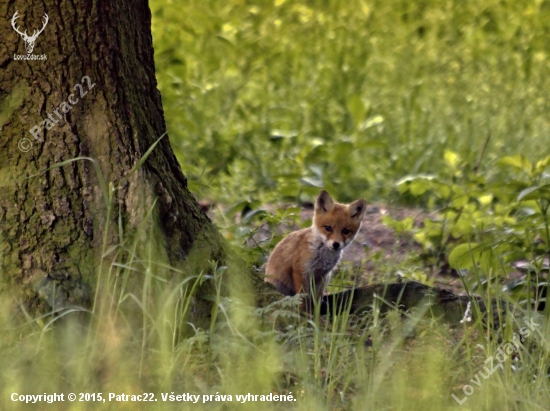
[152,0,550,208]
[1,221,549,410]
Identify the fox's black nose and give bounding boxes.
[332,242,340,250]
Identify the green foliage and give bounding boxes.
[151,0,550,207]
[386,152,550,300]
[4,245,550,411]
[148,0,550,340]
[2,159,550,411]
[149,0,550,298]
[218,203,304,265]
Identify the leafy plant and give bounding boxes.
[386,153,550,303]
[151,0,550,207]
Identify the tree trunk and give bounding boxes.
[0,1,223,316]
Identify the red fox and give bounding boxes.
[265,190,366,302]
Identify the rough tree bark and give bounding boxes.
[0,1,224,316]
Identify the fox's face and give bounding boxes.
[312,190,367,251]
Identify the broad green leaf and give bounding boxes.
[449,194,469,208]
[346,94,367,128]
[410,180,431,196]
[242,209,267,224]
[401,217,415,231]
[270,129,298,139]
[382,216,414,232]
[311,137,324,148]
[477,194,493,206]
[413,231,428,245]
[444,150,460,167]
[451,217,474,237]
[396,174,436,186]
[449,243,481,269]
[333,141,354,164]
[517,184,550,201]
[308,165,324,178]
[497,155,532,174]
[300,176,324,188]
[432,181,451,199]
[535,156,550,174]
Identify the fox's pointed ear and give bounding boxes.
[349,199,367,220]
[315,190,335,213]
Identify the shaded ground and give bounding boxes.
[299,203,465,294]
[208,201,465,294]
[208,201,538,297]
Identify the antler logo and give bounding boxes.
[11,11,49,54]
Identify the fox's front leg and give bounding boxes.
[289,259,306,295]
[292,270,305,296]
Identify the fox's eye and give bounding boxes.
[324,225,333,232]
[342,228,351,235]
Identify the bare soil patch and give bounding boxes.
[208,201,466,294]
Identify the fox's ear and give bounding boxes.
[316,190,335,213]
[349,199,367,220]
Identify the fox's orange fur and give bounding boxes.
[265,190,367,301]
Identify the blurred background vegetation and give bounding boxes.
[152,0,550,208]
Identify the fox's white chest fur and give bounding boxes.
[306,237,343,294]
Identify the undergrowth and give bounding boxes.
[1,190,550,410]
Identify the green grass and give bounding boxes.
[152,0,550,208]
[2,1,550,410]
[2,243,549,410]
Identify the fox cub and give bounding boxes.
[265,190,366,301]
